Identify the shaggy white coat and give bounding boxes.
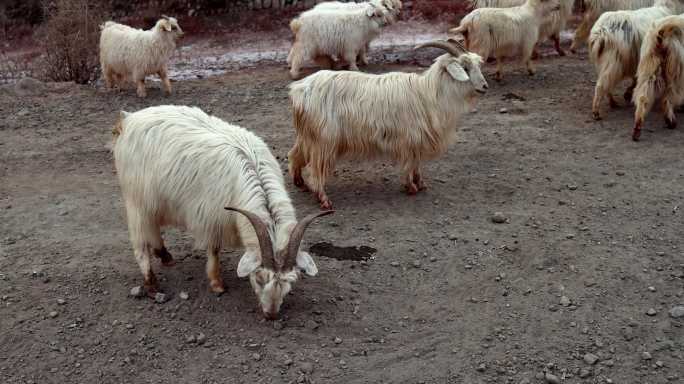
[572,0,656,51]
[99,17,183,98]
[469,0,574,56]
[113,105,317,317]
[632,14,684,139]
[287,52,487,209]
[588,0,684,119]
[449,0,561,80]
[287,4,388,79]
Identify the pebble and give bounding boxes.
[499,108,508,114]
[196,333,206,345]
[300,362,314,374]
[647,286,656,292]
[544,372,560,384]
[154,292,167,304]
[57,299,66,305]
[390,261,400,267]
[186,335,196,344]
[48,311,58,319]
[305,320,320,330]
[669,306,684,318]
[642,351,652,360]
[567,184,578,190]
[129,286,144,298]
[179,291,189,300]
[491,212,507,224]
[616,170,626,176]
[579,368,591,378]
[655,360,664,368]
[476,363,486,372]
[412,260,421,268]
[646,308,657,316]
[333,337,342,344]
[252,353,261,361]
[560,296,571,307]
[584,353,599,365]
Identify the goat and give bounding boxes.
[468,0,574,57]
[112,105,333,319]
[287,3,390,79]
[449,0,561,81]
[99,16,183,98]
[572,0,656,53]
[632,15,684,140]
[288,40,487,209]
[588,0,684,120]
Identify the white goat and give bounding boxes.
[632,15,684,140]
[288,40,487,209]
[449,0,561,81]
[588,0,684,120]
[287,3,390,79]
[99,16,183,98]
[112,105,333,319]
[572,0,656,52]
[468,0,573,56]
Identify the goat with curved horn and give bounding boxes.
[285,210,335,269]
[415,39,466,56]
[224,207,275,269]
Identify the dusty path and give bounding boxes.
[1,47,683,383]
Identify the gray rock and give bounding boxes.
[390,261,400,267]
[186,335,196,344]
[646,308,657,316]
[57,299,66,305]
[641,351,652,360]
[179,291,189,300]
[579,368,591,378]
[333,337,342,344]
[196,333,206,345]
[129,286,144,298]
[154,292,167,304]
[412,260,422,268]
[560,296,571,307]
[252,353,261,361]
[300,362,314,374]
[48,311,58,319]
[491,212,507,224]
[584,353,599,365]
[499,108,508,114]
[669,306,684,318]
[14,77,46,97]
[476,363,486,372]
[544,372,560,384]
[305,320,319,330]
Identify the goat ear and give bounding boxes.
[296,251,318,276]
[237,250,261,277]
[161,19,172,31]
[119,110,130,120]
[446,62,469,82]
[366,6,376,17]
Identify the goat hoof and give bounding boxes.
[406,184,419,195]
[592,112,602,121]
[558,49,567,57]
[319,200,333,210]
[293,176,305,188]
[665,118,677,129]
[155,247,175,266]
[632,130,641,141]
[210,282,225,295]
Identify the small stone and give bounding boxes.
[499,108,508,114]
[129,286,144,298]
[579,368,592,378]
[179,291,189,300]
[584,353,599,365]
[646,308,657,316]
[57,299,66,305]
[641,351,652,360]
[491,212,507,224]
[284,358,293,366]
[252,353,261,361]
[390,261,400,267]
[647,286,656,292]
[333,337,342,344]
[544,372,560,384]
[300,362,314,374]
[305,320,319,330]
[476,363,486,372]
[566,233,575,239]
[655,360,664,368]
[273,321,285,330]
[412,260,421,268]
[186,335,196,344]
[616,170,626,176]
[560,296,571,307]
[669,306,684,318]
[48,311,58,319]
[429,256,437,263]
[196,333,206,345]
[154,292,167,304]
[567,184,578,190]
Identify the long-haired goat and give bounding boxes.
[449,0,561,81]
[632,15,684,140]
[468,0,573,57]
[100,16,183,98]
[287,3,390,79]
[288,40,487,209]
[571,0,656,53]
[588,0,684,120]
[112,105,333,319]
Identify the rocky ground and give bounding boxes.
[1,37,683,384]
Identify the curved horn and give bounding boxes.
[285,210,335,268]
[161,15,170,19]
[414,39,465,56]
[225,207,274,269]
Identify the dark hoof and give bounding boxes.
[154,247,175,266]
[665,118,677,129]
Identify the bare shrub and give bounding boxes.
[411,0,470,21]
[36,0,109,84]
[0,53,38,84]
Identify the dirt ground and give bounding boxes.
[1,39,684,384]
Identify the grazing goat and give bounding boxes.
[288,40,487,209]
[572,0,656,52]
[113,105,333,319]
[287,2,390,79]
[588,0,684,120]
[468,0,573,56]
[99,16,183,98]
[449,0,561,81]
[632,15,684,140]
